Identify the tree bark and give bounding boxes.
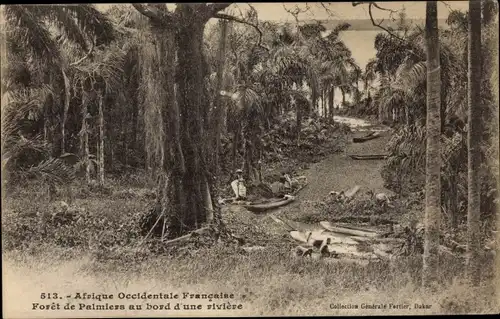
[61,68,71,154]
[328,85,334,120]
[81,96,90,185]
[422,0,441,289]
[98,93,105,186]
[296,100,302,141]
[175,5,214,233]
[213,19,229,177]
[466,0,482,286]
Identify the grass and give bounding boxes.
[2,131,499,317]
[3,243,498,317]
[3,179,499,317]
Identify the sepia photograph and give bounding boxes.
[1,1,499,317]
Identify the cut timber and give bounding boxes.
[290,231,310,244]
[353,131,381,143]
[344,185,360,198]
[326,244,359,255]
[349,154,388,160]
[320,221,381,238]
[350,236,405,244]
[372,247,391,259]
[327,216,396,225]
[311,231,359,245]
[243,195,295,213]
[335,223,381,233]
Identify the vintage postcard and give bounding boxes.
[1,1,499,317]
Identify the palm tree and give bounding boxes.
[2,5,115,186]
[422,0,441,289]
[466,0,482,286]
[311,23,355,119]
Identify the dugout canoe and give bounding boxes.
[352,131,381,143]
[243,195,296,213]
[349,154,388,160]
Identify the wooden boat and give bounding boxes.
[349,154,388,160]
[320,221,381,238]
[353,131,381,143]
[243,195,295,213]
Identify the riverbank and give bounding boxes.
[2,116,498,317]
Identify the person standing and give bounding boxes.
[231,169,247,200]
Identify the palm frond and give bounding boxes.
[327,22,351,41]
[23,157,76,185]
[394,60,426,91]
[64,4,115,46]
[4,5,61,64]
[1,86,53,135]
[31,5,89,51]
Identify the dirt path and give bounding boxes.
[222,116,393,244]
[297,116,392,202]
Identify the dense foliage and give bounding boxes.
[375,4,499,232]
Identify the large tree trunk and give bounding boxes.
[466,0,482,286]
[175,6,214,232]
[213,19,229,177]
[422,1,441,289]
[155,25,188,235]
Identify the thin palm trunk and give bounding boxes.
[296,101,302,141]
[466,0,482,286]
[81,99,90,184]
[98,93,105,186]
[328,85,334,120]
[422,0,441,288]
[61,68,71,153]
[322,89,326,117]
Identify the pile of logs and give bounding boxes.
[290,220,404,260]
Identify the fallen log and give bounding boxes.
[344,185,360,198]
[290,230,311,244]
[326,216,396,225]
[353,131,381,143]
[335,223,382,233]
[349,236,405,243]
[312,231,360,245]
[372,247,391,259]
[320,221,381,238]
[349,154,388,160]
